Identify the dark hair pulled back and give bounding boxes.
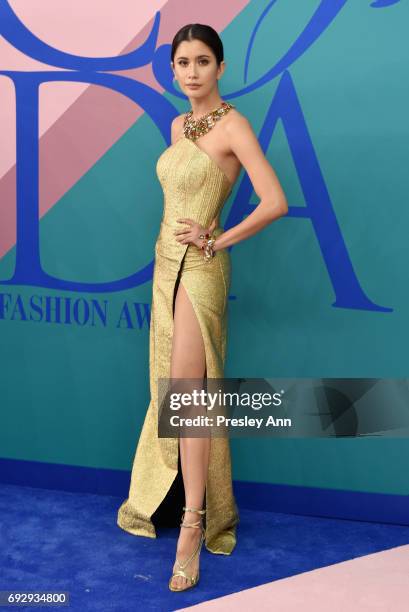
[171,24,224,66]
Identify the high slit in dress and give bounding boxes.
[117,135,239,555]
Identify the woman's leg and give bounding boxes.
[169,279,210,590]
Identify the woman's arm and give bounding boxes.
[213,113,288,252]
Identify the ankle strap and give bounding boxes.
[183,506,206,515]
[180,519,204,529]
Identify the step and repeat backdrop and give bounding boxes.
[0,1,408,501]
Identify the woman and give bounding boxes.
[117,23,288,592]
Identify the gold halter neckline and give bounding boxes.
[183,101,235,142]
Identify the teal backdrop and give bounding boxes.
[0,1,408,500]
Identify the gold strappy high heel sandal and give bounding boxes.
[168,506,206,592]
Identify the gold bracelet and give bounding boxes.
[203,237,216,262]
[199,232,216,262]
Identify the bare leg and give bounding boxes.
[169,279,210,590]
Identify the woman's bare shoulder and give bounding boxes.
[224,107,251,130]
[171,113,186,142]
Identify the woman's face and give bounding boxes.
[172,38,225,99]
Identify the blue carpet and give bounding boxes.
[1,483,409,611]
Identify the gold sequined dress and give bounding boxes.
[117,134,239,555]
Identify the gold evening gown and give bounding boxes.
[117,134,239,555]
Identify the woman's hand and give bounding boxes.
[174,217,217,249]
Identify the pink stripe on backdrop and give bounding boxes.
[0,0,249,260]
[0,0,167,176]
[176,544,409,612]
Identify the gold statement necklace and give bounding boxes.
[183,100,235,141]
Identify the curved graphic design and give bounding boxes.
[0,0,398,312]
